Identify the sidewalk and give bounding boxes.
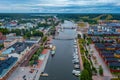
[90,44,113,79]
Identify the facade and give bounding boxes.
[93,38,120,73]
[88,23,120,36]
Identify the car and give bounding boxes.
[29,69,35,73]
[23,75,26,79]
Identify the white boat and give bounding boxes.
[73,55,78,57]
[51,46,56,51]
[72,59,79,62]
[74,39,77,43]
[74,45,77,48]
[74,42,77,45]
[74,64,80,69]
[51,46,56,56]
[51,51,55,55]
[72,60,79,64]
[72,70,80,75]
[75,73,81,76]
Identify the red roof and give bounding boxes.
[11,22,17,24]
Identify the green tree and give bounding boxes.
[99,65,103,76]
[25,31,31,38]
[33,55,39,60]
[29,60,34,66]
[80,69,91,80]
[92,66,97,74]
[32,31,43,37]
[11,29,21,36]
[83,60,92,80]
[0,28,9,35]
[42,36,47,43]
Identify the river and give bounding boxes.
[40,21,79,80]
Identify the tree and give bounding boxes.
[33,55,39,60]
[37,23,50,28]
[83,60,92,80]
[99,65,103,76]
[0,28,9,35]
[11,29,22,36]
[42,36,47,43]
[25,31,31,38]
[32,31,43,37]
[92,67,97,75]
[78,34,81,38]
[29,60,34,66]
[80,69,91,80]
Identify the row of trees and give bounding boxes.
[78,38,92,80]
[0,28,9,35]
[37,23,50,28]
[79,37,104,80]
[24,30,44,39]
[29,46,44,66]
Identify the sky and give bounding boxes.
[0,0,120,13]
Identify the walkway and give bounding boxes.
[90,44,112,79]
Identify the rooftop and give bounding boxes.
[0,57,18,78]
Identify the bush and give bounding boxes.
[29,60,34,66]
[42,36,48,43]
[99,65,103,76]
[33,55,39,60]
[80,69,92,80]
[92,67,97,74]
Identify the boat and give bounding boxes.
[40,73,49,77]
[51,46,56,56]
[51,46,56,51]
[51,51,55,55]
[74,64,80,69]
[72,70,80,76]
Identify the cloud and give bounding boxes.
[0,0,120,13]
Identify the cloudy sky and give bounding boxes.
[0,0,120,13]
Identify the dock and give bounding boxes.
[40,73,48,77]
